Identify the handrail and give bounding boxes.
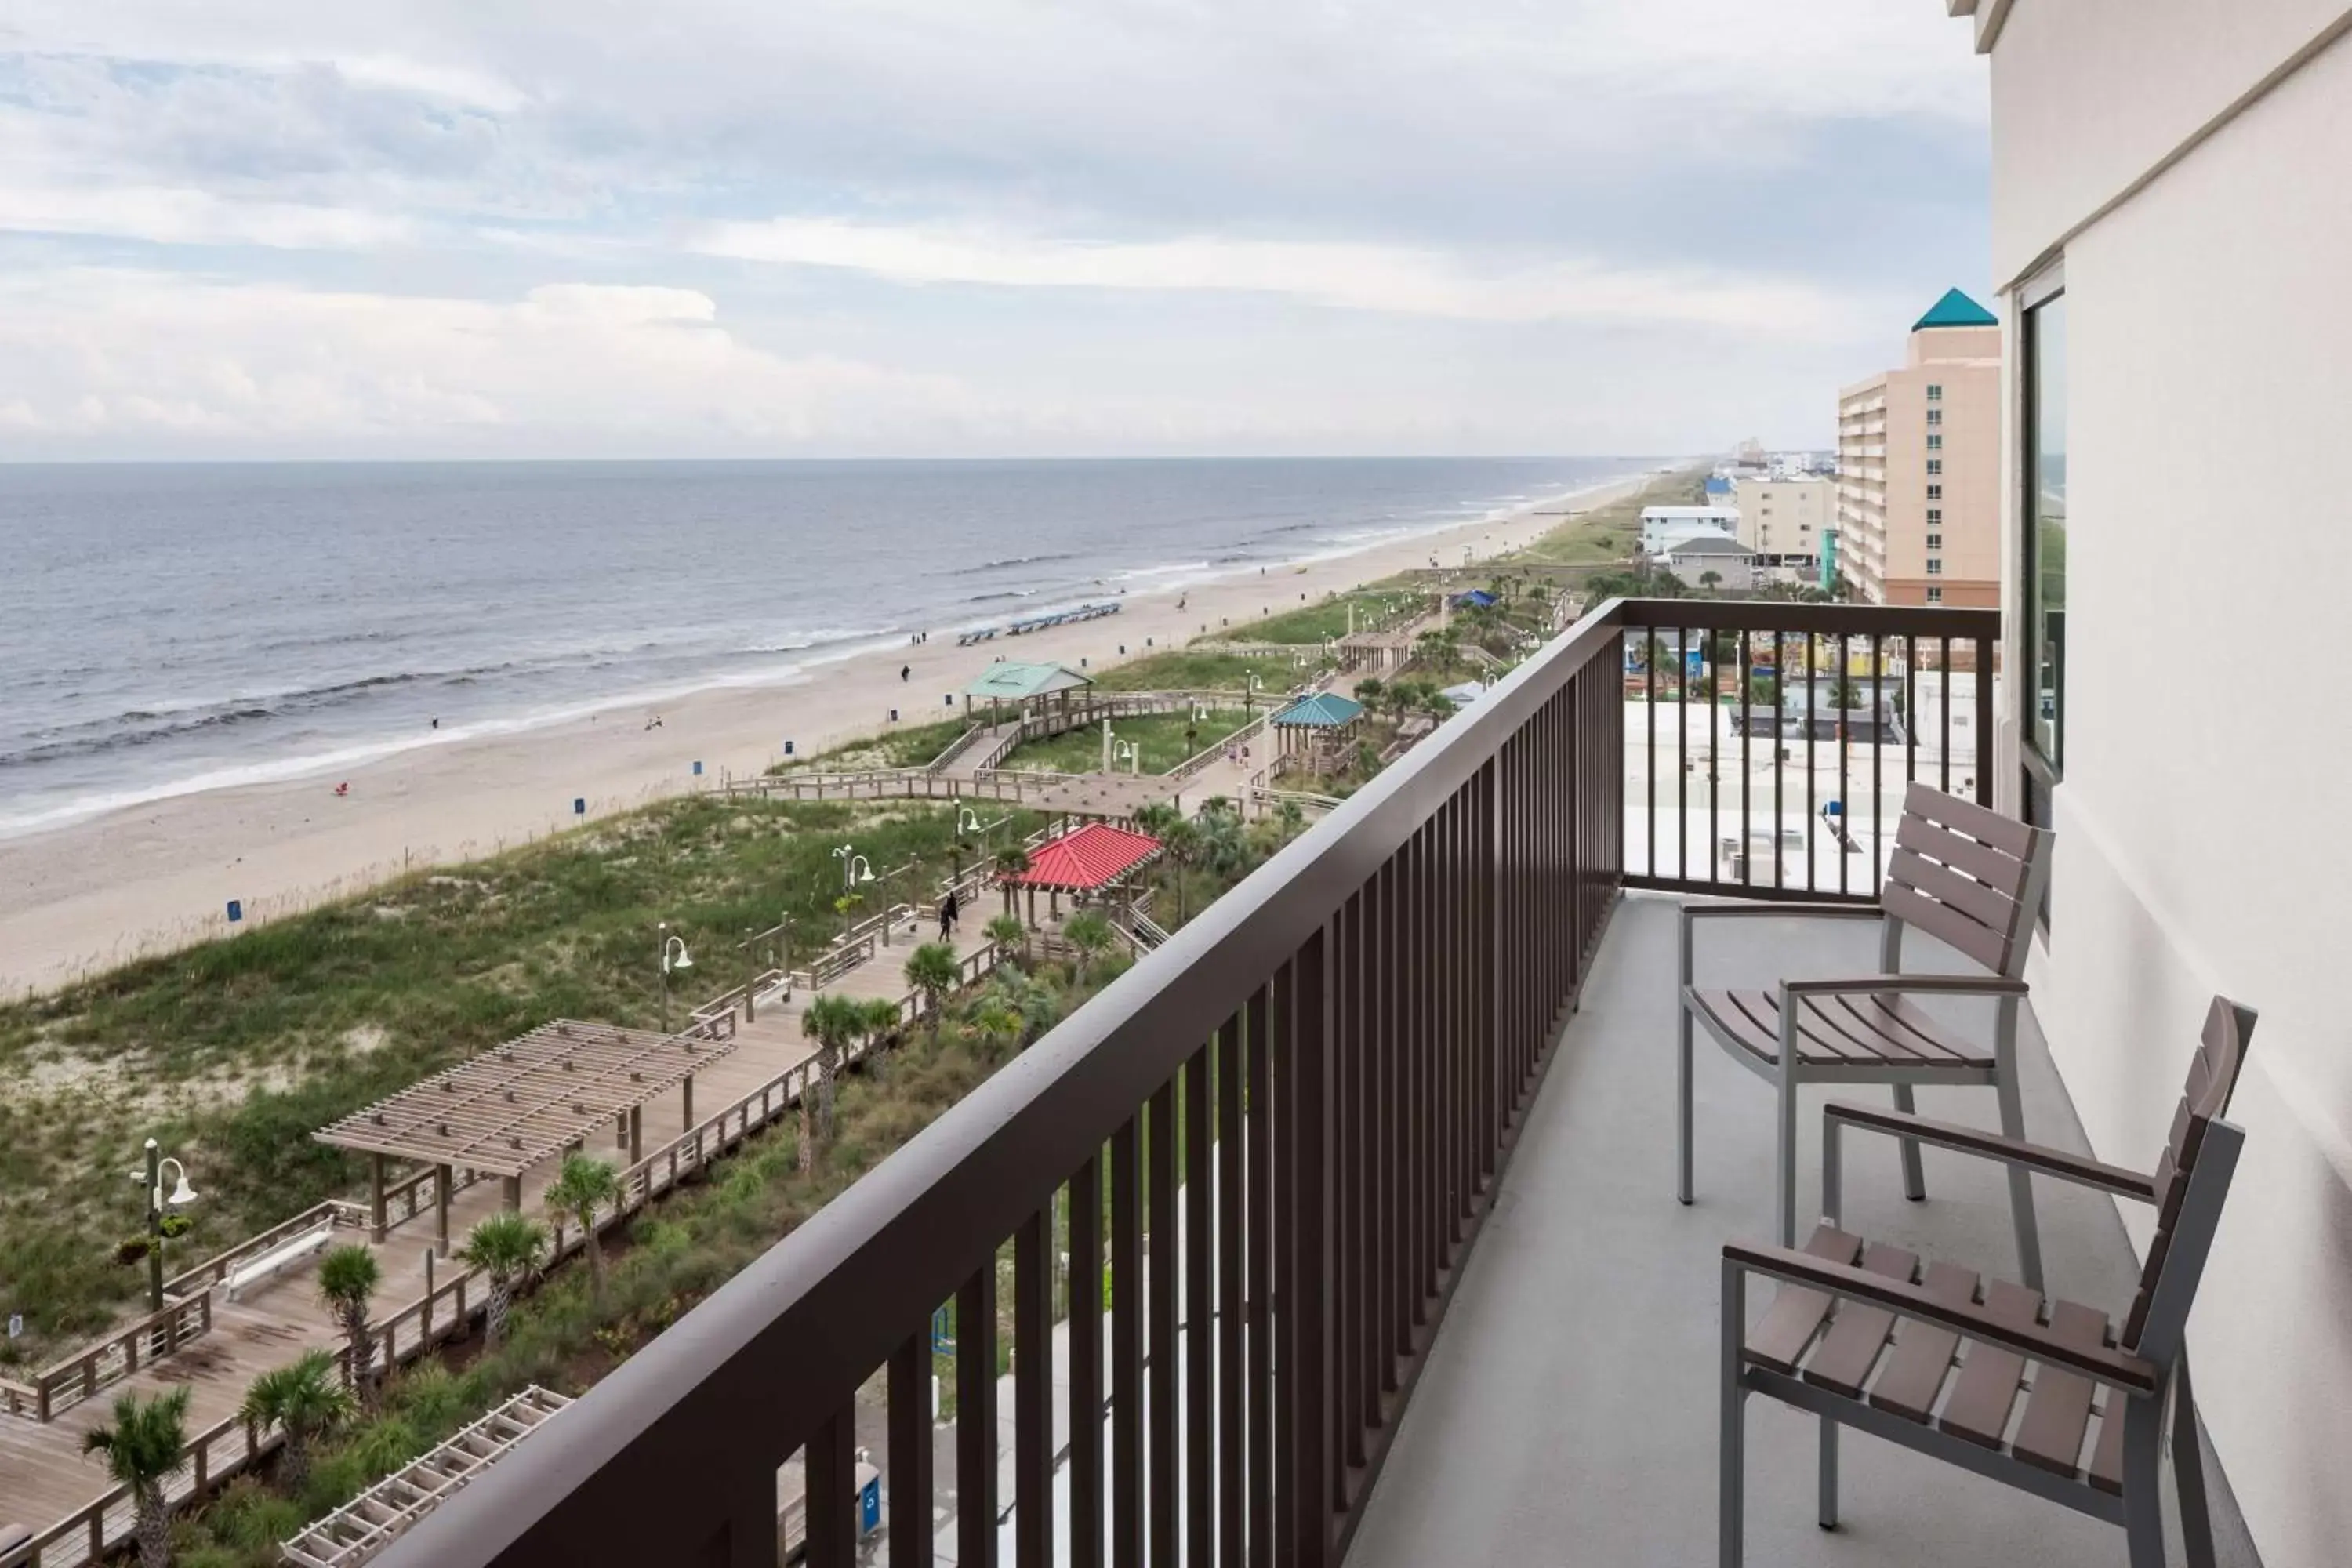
[160,1200,344,1299]
[376,596,1642,1568]
[13,1292,215,1423]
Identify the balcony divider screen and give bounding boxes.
[376,598,1989,1568]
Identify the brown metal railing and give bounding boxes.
[1617,601,1998,901]
[376,591,1638,1568]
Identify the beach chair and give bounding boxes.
[1720,996,2255,1568]
[1678,783,2055,1282]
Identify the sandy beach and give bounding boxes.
[0,477,1644,996]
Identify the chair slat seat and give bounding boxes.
[1744,1224,2132,1485]
[1688,986,1994,1072]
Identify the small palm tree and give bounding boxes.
[967,995,1025,1059]
[544,1154,622,1305]
[239,1348,350,1497]
[82,1385,189,1568]
[985,913,1029,967]
[317,1243,381,1410]
[1160,818,1203,924]
[992,845,1031,915]
[1062,910,1116,984]
[457,1211,547,1350]
[801,993,866,1144]
[1353,677,1385,706]
[1276,800,1306,842]
[859,996,904,1078]
[903,941,960,1023]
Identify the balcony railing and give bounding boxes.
[379,598,1996,1568]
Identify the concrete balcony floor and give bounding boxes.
[1348,894,2264,1568]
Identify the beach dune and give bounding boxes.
[0,481,1639,997]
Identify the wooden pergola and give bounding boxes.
[314,1021,733,1252]
[279,1386,572,1566]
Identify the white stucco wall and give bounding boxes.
[1990,9,2352,1563]
[1989,0,2352,286]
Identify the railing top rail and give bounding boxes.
[1614,599,2000,636]
[376,597,1638,1568]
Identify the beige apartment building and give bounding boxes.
[1730,475,1829,555]
[1834,289,2000,606]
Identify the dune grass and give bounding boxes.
[1003,707,1254,776]
[0,794,1037,1358]
[1506,469,1707,565]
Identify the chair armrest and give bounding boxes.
[1723,1240,2160,1394]
[1681,900,1883,924]
[1783,974,2028,999]
[1823,1101,2158,1202]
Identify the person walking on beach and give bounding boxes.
[938,888,960,940]
[901,664,911,682]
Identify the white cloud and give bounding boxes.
[692,218,1840,332]
[0,271,989,454]
[0,182,416,249]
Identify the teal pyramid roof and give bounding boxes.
[1913,288,1998,332]
[1271,692,1364,728]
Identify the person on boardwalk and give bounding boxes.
[938,889,960,940]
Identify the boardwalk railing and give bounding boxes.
[376,591,1651,1568]
[5,1292,216,1423]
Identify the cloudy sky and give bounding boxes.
[0,2,1988,460]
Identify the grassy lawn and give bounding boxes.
[0,795,1040,1358]
[1003,706,1254,775]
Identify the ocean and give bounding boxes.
[0,456,1650,837]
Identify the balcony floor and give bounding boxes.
[1349,893,2263,1568]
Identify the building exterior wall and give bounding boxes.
[1731,477,1830,555]
[1639,507,1740,554]
[1836,322,1998,606]
[1980,6,2352,1563]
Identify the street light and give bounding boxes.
[658,922,692,1034]
[1113,739,1141,775]
[834,844,875,889]
[132,1138,198,1312]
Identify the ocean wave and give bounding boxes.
[967,551,1082,572]
[1109,561,1210,582]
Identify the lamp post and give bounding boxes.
[1243,671,1262,719]
[658,923,693,1034]
[1113,739,1141,775]
[135,1138,198,1314]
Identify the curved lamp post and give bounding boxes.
[135,1138,198,1312]
[658,922,693,1033]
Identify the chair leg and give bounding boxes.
[1889,1083,1927,1201]
[1722,1258,1748,1568]
[1777,1070,1800,1247]
[2122,1392,2169,1568]
[1679,1003,1697,1206]
[2173,1352,2218,1568]
[1817,1416,1838,1530]
[1991,1011,2045,1294]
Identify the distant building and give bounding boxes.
[1835,287,2001,607]
[1732,477,1831,557]
[1701,475,1735,507]
[1657,532,1756,590]
[1639,506,1740,554]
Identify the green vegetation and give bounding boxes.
[778,714,971,775]
[1228,590,1419,645]
[235,1350,351,1497]
[0,793,1030,1360]
[458,1212,548,1350]
[1092,646,1324,693]
[82,1385,190,1568]
[316,1244,381,1410]
[1004,706,1252,775]
[544,1155,623,1306]
[1505,468,1705,566]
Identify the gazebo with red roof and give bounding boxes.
[1000,821,1163,924]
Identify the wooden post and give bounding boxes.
[369,1153,387,1243]
[630,1105,644,1166]
[683,1073,695,1129]
[435,1164,452,1256]
[501,1175,521,1212]
[616,1111,628,1149]
[744,928,758,1023]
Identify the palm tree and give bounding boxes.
[1160,818,1203,924]
[985,913,1029,967]
[238,1348,350,1497]
[1131,802,1180,839]
[902,941,960,1024]
[966,993,1025,1059]
[544,1154,622,1305]
[317,1242,381,1410]
[456,1211,547,1350]
[800,993,866,1145]
[1699,569,1722,590]
[1352,677,1385,706]
[859,996,904,1078]
[82,1385,189,1568]
[1062,910,1116,984]
[992,845,1031,916]
[1275,800,1306,842]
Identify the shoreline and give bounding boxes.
[0,474,1647,996]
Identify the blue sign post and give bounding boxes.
[858,1476,881,1535]
[784,740,795,757]
[226,899,243,924]
[930,1305,953,1354]
[691,760,703,777]
[574,797,586,818]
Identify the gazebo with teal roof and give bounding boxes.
[1269,691,1367,768]
[962,660,1094,726]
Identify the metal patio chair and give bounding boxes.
[1720,996,2256,1568]
[1678,782,2056,1287]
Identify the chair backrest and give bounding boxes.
[1878,783,2053,980]
[2121,996,2259,1353]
